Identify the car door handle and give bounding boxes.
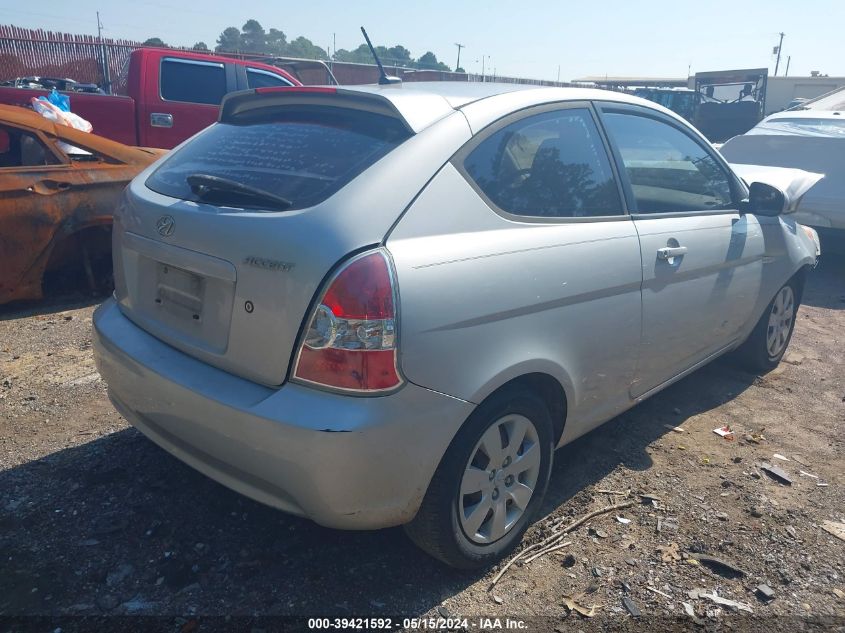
[27,180,73,195]
[150,113,174,128]
[657,246,688,260]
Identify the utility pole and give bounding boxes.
[785,55,791,77]
[96,11,111,94]
[455,43,464,71]
[773,32,785,76]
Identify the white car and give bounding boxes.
[720,109,845,233]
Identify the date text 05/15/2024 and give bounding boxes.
[307,617,528,630]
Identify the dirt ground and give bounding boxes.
[1,249,844,632]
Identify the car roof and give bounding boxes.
[343,81,651,108]
[334,82,676,132]
[0,102,64,131]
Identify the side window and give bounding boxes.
[247,68,293,89]
[602,112,734,213]
[0,125,58,168]
[463,108,622,218]
[160,58,227,105]
[55,142,118,164]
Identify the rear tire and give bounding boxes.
[404,387,553,569]
[733,278,800,373]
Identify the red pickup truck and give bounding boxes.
[0,48,300,148]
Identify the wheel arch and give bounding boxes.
[473,370,569,447]
[40,220,113,295]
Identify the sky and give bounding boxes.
[2,0,843,81]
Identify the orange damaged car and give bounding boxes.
[0,104,165,305]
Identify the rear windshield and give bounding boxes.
[145,106,411,210]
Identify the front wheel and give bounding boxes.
[734,279,800,372]
[404,388,553,569]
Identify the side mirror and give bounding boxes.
[747,182,787,216]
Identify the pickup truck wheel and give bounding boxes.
[734,279,800,372]
[404,388,553,569]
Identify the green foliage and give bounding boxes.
[192,42,209,51]
[333,44,375,64]
[142,37,167,47]
[416,51,450,71]
[204,20,450,69]
[286,35,328,60]
[240,19,266,53]
[265,28,287,56]
[215,27,241,52]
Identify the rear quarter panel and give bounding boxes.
[387,164,644,443]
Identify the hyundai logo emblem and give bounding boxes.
[156,215,175,237]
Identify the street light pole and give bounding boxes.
[455,43,464,71]
[773,32,785,76]
[96,11,111,94]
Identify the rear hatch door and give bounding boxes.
[112,87,468,385]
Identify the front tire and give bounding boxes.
[734,279,800,372]
[404,388,554,569]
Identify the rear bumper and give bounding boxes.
[93,298,473,529]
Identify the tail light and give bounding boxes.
[293,249,402,393]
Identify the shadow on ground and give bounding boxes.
[0,359,758,617]
[2,255,840,617]
[0,293,105,322]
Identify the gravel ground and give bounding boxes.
[1,249,844,632]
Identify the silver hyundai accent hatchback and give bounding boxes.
[94,82,820,568]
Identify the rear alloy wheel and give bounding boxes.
[459,414,541,544]
[734,279,800,372]
[405,388,553,569]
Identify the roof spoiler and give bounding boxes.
[218,87,413,132]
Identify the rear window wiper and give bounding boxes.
[186,173,293,211]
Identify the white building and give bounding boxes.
[765,76,845,114]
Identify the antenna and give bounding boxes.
[360,26,401,85]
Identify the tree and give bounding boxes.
[192,42,209,51]
[455,66,465,73]
[216,26,242,52]
[416,51,449,71]
[240,19,266,53]
[334,44,376,64]
[386,45,412,66]
[266,28,287,56]
[285,36,328,60]
[143,37,167,47]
